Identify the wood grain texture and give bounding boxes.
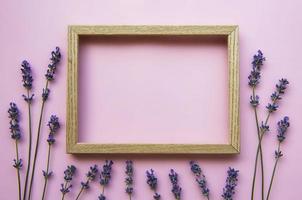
[67,25,240,154]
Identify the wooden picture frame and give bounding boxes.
[67,25,239,154]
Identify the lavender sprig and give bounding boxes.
[169,169,181,200]
[28,47,61,200]
[248,50,266,200]
[8,102,22,200]
[21,60,34,200]
[146,169,161,200]
[41,115,60,200]
[266,117,290,200]
[190,161,210,199]
[125,160,134,199]
[60,165,77,200]
[98,160,114,199]
[75,165,99,200]
[222,168,239,200]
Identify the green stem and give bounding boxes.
[75,187,84,200]
[15,140,22,200]
[61,182,68,200]
[41,144,51,200]
[28,81,48,200]
[251,87,265,200]
[23,89,33,200]
[266,143,281,200]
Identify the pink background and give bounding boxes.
[1,0,302,199]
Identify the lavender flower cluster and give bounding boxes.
[169,169,182,200]
[8,103,21,141]
[46,115,60,145]
[42,47,61,101]
[146,169,161,200]
[21,60,34,102]
[222,168,239,200]
[81,165,99,190]
[125,160,134,196]
[60,165,77,195]
[190,161,210,198]
[98,160,114,200]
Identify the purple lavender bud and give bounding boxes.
[125,160,134,195]
[100,160,114,186]
[260,121,270,133]
[98,194,106,200]
[21,60,33,90]
[47,115,60,134]
[275,150,283,159]
[8,103,21,140]
[248,50,265,87]
[86,165,98,180]
[277,116,290,142]
[169,169,181,199]
[250,95,260,107]
[252,50,265,69]
[153,193,161,200]
[146,169,158,190]
[42,170,53,179]
[13,158,23,169]
[42,88,50,101]
[45,47,61,81]
[190,161,210,198]
[222,167,239,200]
[60,165,76,195]
[266,103,278,113]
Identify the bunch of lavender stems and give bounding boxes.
[60,165,76,200]
[249,50,289,200]
[28,47,61,200]
[169,169,182,200]
[98,160,114,200]
[222,168,239,200]
[21,60,34,200]
[146,169,161,200]
[125,160,134,200]
[190,161,210,200]
[266,117,290,200]
[8,102,23,200]
[41,115,60,200]
[75,165,98,200]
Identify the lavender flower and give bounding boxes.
[21,60,33,89]
[8,102,21,140]
[13,158,23,169]
[190,161,210,198]
[78,165,98,192]
[125,160,134,196]
[260,121,270,133]
[252,50,265,68]
[250,95,259,107]
[146,169,158,190]
[21,60,34,102]
[169,169,181,200]
[42,88,50,101]
[248,50,265,87]
[266,79,289,113]
[48,115,60,134]
[60,165,77,197]
[46,115,60,145]
[98,160,113,199]
[98,194,106,200]
[222,168,239,200]
[277,116,290,143]
[266,117,290,199]
[100,160,114,186]
[146,169,161,200]
[45,47,61,81]
[8,102,22,200]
